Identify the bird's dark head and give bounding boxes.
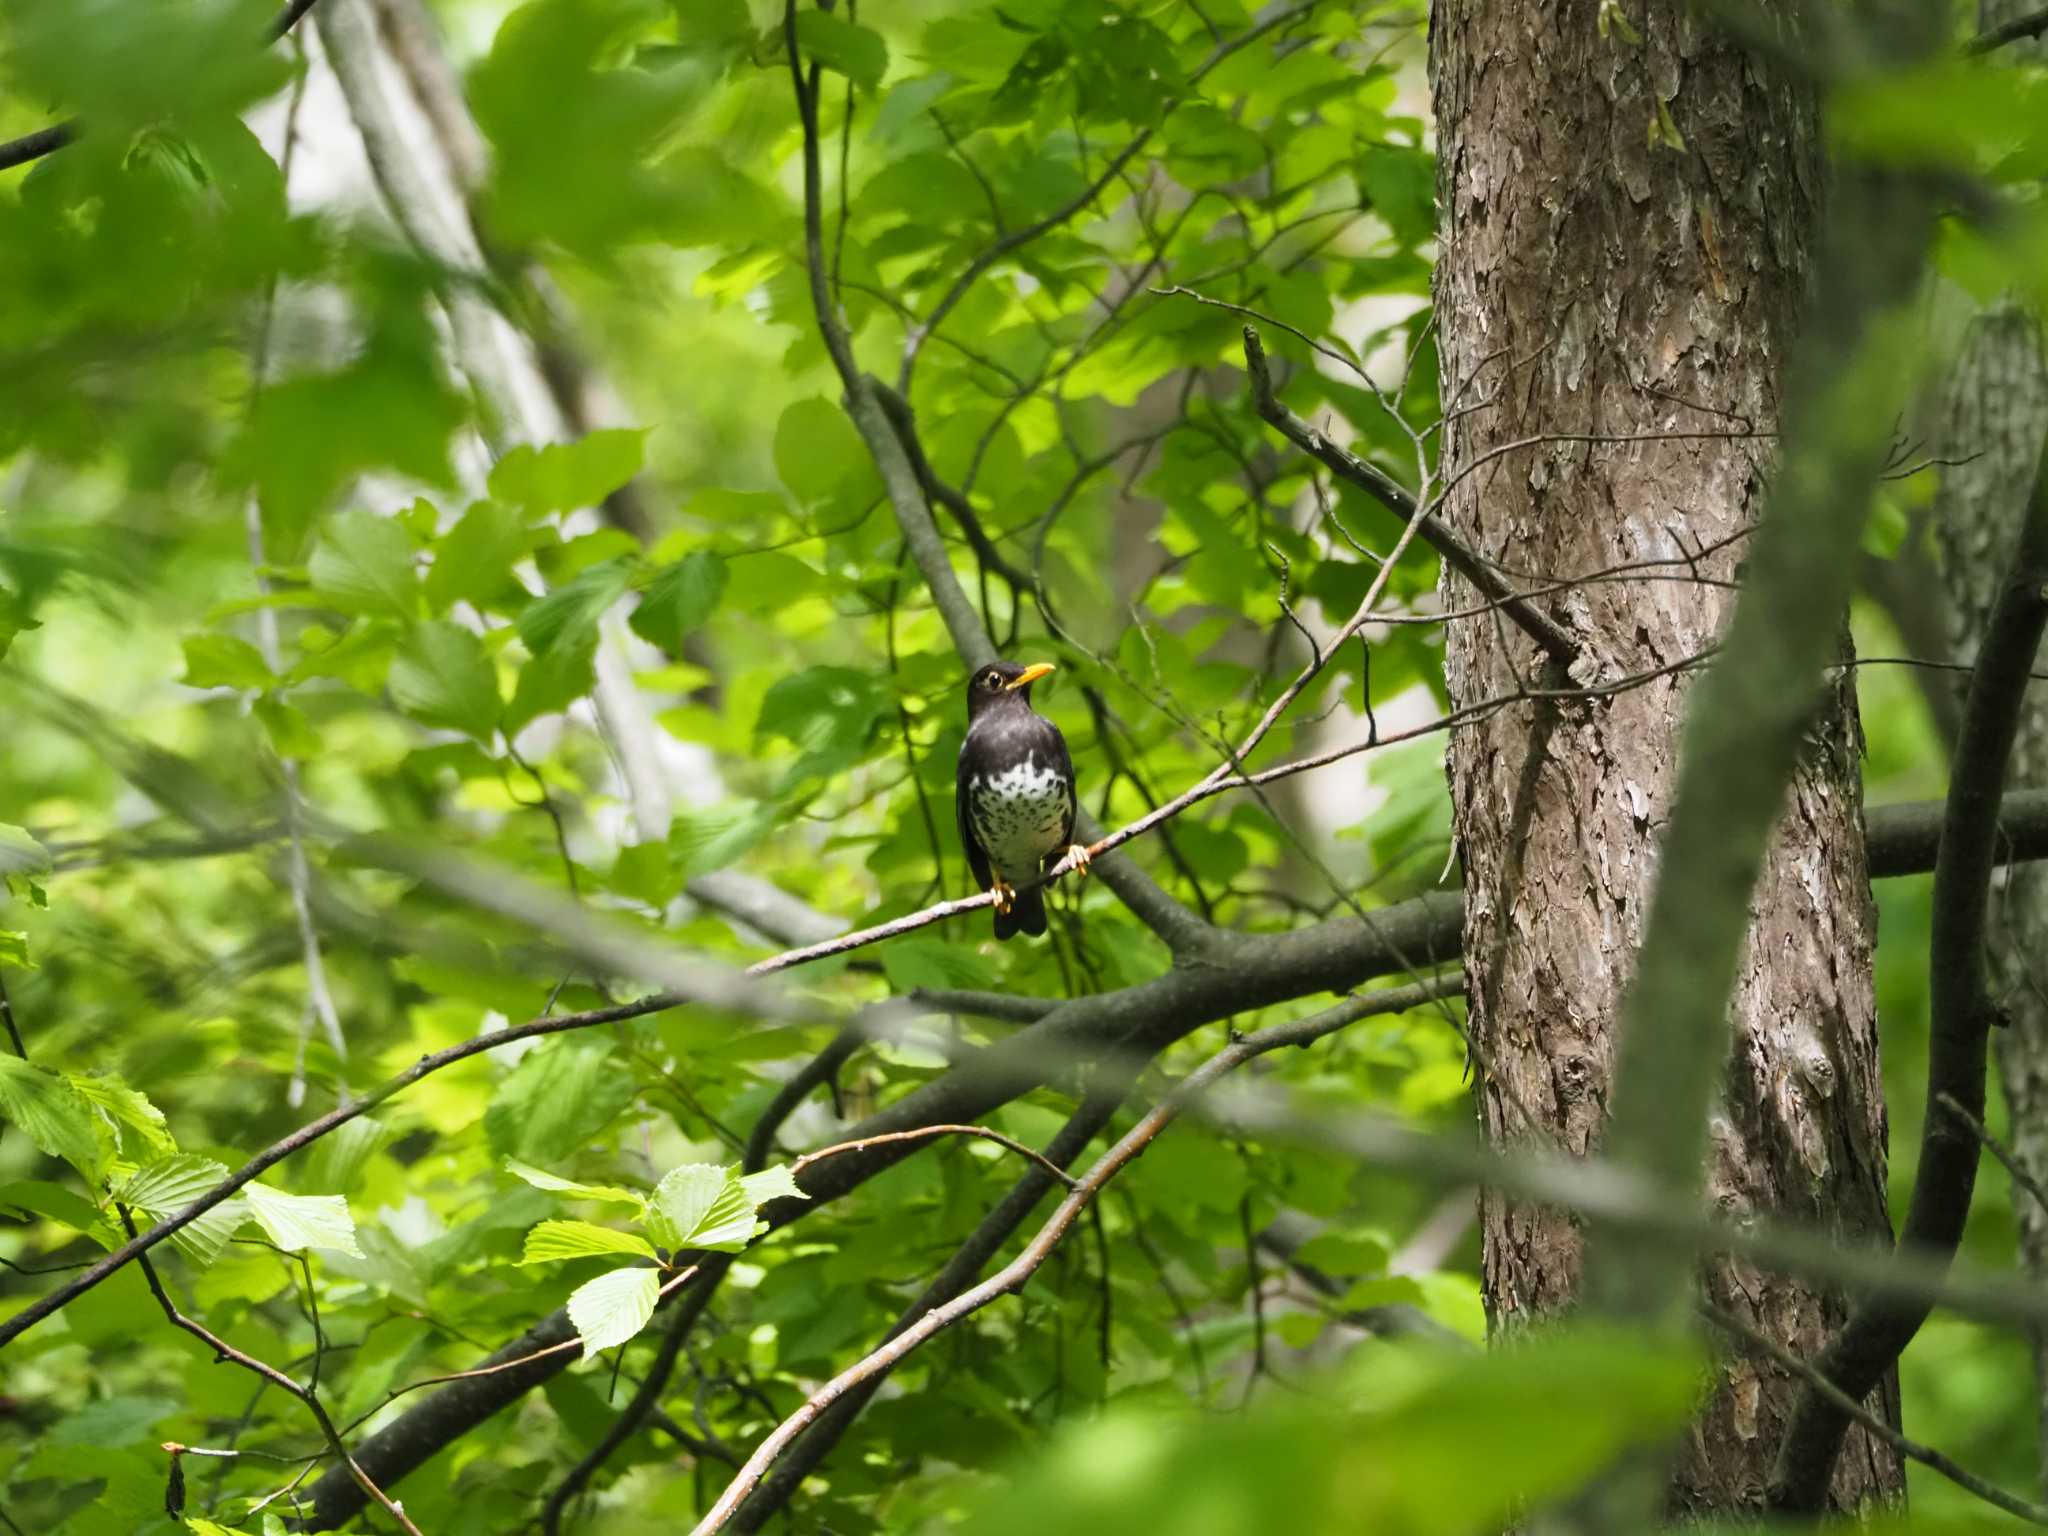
[966,660,1055,721]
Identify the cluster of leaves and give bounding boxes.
[0,0,2042,1532]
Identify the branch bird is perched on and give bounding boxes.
[956,660,1090,939]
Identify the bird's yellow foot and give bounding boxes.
[1063,844,1092,879]
[990,878,1017,915]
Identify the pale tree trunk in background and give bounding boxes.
[1932,3,2048,1489]
[1429,0,1903,1513]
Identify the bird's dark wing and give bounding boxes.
[956,741,992,893]
[1045,716,1078,849]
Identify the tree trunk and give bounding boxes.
[1932,4,2048,1490]
[1428,0,1904,1512]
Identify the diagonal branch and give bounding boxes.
[1968,3,2048,53]
[123,1208,424,1536]
[689,975,1456,1534]
[1242,327,1579,667]
[1772,455,2048,1511]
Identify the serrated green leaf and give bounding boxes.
[504,1157,648,1210]
[567,1264,661,1358]
[244,1182,362,1256]
[629,551,727,652]
[648,1163,758,1253]
[389,620,501,739]
[737,1165,807,1208]
[0,1055,102,1178]
[309,512,418,616]
[0,1178,111,1239]
[519,1219,659,1265]
[180,633,274,690]
[485,1041,637,1166]
[66,1071,175,1159]
[115,1156,251,1266]
[489,430,647,515]
[426,500,535,615]
[517,558,633,660]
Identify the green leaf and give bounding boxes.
[45,1393,179,1449]
[244,1182,362,1256]
[647,1163,759,1253]
[389,621,502,739]
[489,430,648,515]
[737,1165,807,1208]
[566,1264,661,1358]
[755,665,892,786]
[484,1040,638,1166]
[504,1157,649,1210]
[0,1178,109,1237]
[629,551,727,652]
[114,1156,251,1267]
[0,1055,102,1178]
[427,501,537,615]
[0,823,52,878]
[517,559,633,658]
[506,623,600,728]
[793,11,889,90]
[180,633,274,690]
[309,512,419,617]
[519,1219,659,1264]
[1358,143,1437,250]
[65,1071,175,1159]
[253,696,320,759]
[772,398,869,508]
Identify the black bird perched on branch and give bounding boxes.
[956,660,1090,939]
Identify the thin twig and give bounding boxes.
[690,976,1452,1533]
[1704,1303,2048,1525]
[122,1209,424,1536]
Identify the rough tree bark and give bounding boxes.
[1932,2,2048,1487]
[1429,0,1903,1512]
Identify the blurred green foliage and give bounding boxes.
[0,0,2042,1532]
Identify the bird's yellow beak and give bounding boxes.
[1004,662,1056,690]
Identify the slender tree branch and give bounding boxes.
[779,0,1210,957]
[123,1210,424,1536]
[1241,326,1580,667]
[692,976,1455,1534]
[1704,1303,2048,1526]
[728,1094,1124,1531]
[1936,1090,2048,1217]
[1968,3,2048,53]
[1773,455,2048,1512]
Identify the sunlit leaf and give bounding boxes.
[567,1264,661,1358]
[519,1219,659,1264]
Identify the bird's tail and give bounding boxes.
[994,887,1047,940]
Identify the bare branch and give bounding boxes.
[691,976,1455,1534]
[123,1208,424,1536]
[1968,3,2048,53]
[1704,1303,2048,1526]
[1241,326,1580,667]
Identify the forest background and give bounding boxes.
[3,0,2048,1532]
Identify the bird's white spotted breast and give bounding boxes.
[968,758,1068,879]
